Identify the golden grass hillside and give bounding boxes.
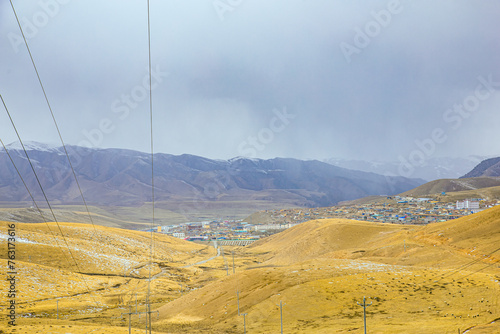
[248,218,409,265]
[0,221,213,333]
[1,207,499,333]
[0,221,205,276]
[249,205,500,270]
[411,205,500,262]
[154,207,500,333]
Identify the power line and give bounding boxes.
[0,136,68,262]
[8,0,99,238]
[363,237,500,334]
[456,260,500,281]
[146,0,156,333]
[436,246,500,282]
[1,95,99,307]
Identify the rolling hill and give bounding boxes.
[412,204,500,260]
[398,177,500,198]
[154,206,500,333]
[2,206,500,333]
[0,220,211,334]
[249,205,500,268]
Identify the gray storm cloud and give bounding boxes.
[1,0,499,162]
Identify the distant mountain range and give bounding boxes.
[325,156,488,181]
[0,142,425,209]
[461,157,500,178]
[395,156,500,200]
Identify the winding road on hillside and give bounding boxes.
[181,240,220,268]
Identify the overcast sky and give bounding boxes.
[1,0,499,163]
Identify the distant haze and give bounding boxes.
[1,1,500,167]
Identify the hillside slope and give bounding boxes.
[2,207,499,333]
[0,220,215,333]
[434,185,500,202]
[245,208,500,277]
[399,177,500,197]
[412,204,500,261]
[462,157,500,178]
[248,218,407,265]
[0,221,206,276]
[154,207,500,333]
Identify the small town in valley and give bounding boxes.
[157,196,499,243]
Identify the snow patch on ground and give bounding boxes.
[0,233,40,245]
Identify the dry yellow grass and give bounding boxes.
[1,207,500,333]
[2,321,169,334]
[0,221,209,333]
[154,206,500,333]
[412,204,500,260]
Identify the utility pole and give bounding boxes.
[232,251,235,274]
[357,296,372,334]
[241,313,248,334]
[121,306,134,334]
[143,303,159,334]
[221,246,229,276]
[237,290,240,315]
[148,304,152,334]
[145,296,149,334]
[277,301,285,334]
[56,300,59,320]
[121,306,150,334]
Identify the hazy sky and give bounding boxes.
[1,0,499,163]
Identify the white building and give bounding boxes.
[254,223,296,231]
[456,199,480,210]
[172,232,186,239]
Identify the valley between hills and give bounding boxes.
[1,204,499,333]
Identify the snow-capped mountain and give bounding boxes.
[0,143,424,208]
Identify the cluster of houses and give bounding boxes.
[157,220,298,242]
[155,196,498,242]
[230,197,497,227]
